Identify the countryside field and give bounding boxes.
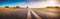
[31,8,60,11]
[0,8,26,11]
[0,8,60,19]
[0,8,14,11]
[0,8,60,11]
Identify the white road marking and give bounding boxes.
[31,10,41,19]
[36,10,59,19]
[27,9,31,19]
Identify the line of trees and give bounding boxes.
[46,6,60,8]
[5,6,20,8]
[5,6,29,8]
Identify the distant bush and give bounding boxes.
[46,7,54,8]
[47,6,49,8]
[5,6,9,8]
[26,6,28,8]
[55,6,59,8]
[46,6,60,8]
[16,6,20,8]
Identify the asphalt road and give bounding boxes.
[0,9,60,19]
[0,9,28,19]
[33,10,60,19]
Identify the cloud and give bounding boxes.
[28,0,59,8]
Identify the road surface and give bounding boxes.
[0,9,28,19]
[33,9,60,19]
[0,9,60,19]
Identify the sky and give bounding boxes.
[0,0,60,8]
[28,0,59,8]
[0,0,27,7]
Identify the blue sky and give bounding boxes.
[0,0,44,7]
[0,0,53,8]
[0,0,28,7]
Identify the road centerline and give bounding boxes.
[27,9,31,19]
[31,10,41,19]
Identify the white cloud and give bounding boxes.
[28,0,59,8]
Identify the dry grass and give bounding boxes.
[0,8,27,11]
[43,8,60,10]
[31,8,60,11]
[0,8,14,11]
[0,8,22,11]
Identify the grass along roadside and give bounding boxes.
[31,8,60,11]
[0,8,15,11]
[0,8,27,11]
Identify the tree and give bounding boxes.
[16,6,20,8]
[47,6,54,8]
[26,6,29,8]
[5,6,9,8]
[47,6,49,8]
[27,6,29,8]
[55,6,59,8]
